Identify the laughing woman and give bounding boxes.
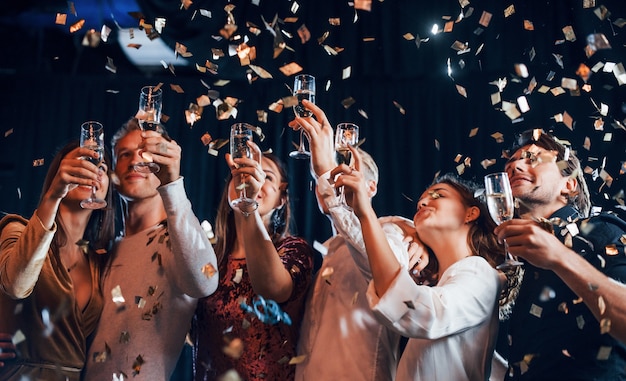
[0,141,115,380]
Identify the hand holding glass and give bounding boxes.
[290,74,315,159]
[335,123,359,210]
[230,123,259,215]
[135,85,163,173]
[484,172,523,270]
[79,121,107,209]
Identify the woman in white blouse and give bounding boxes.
[334,146,511,381]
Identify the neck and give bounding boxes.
[57,202,92,245]
[123,195,167,236]
[517,200,565,219]
[424,228,473,277]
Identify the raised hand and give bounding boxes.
[138,130,181,185]
[46,147,104,201]
[288,99,335,176]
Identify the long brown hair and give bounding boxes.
[39,140,116,270]
[213,153,292,267]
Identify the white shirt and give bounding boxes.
[368,256,502,381]
[295,175,412,381]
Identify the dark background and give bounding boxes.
[1,0,626,247]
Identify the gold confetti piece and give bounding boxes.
[478,11,492,27]
[517,96,530,113]
[278,62,302,76]
[434,139,440,150]
[593,5,610,21]
[358,109,368,119]
[255,109,268,123]
[202,263,217,278]
[111,285,125,306]
[201,133,212,146]
[403,33,415,40]
[341,97,356,109]
[69,19,85,34]
[597,346,612,360]
[342,66,352,79]
[55,13,67,25]
[456,163,466,175]
[289,355,307,365]
[480,159,496,169]
[585,33,611,57]
[232,268,243,284]
[321,266,334,284]
[562,25,576,42]
[455,84,467,98]
[132,355,145,376]
[297,24,311,44]
[329,18,341,26]
[600,318,611,334]
[523,20,534,30]
[393,101,405,115]
[354,0,372,11]
[490,92,501,105]
[583,0,596,7]
[504,5,515,18]
[223,337,244,359]
[4,128,13,137]
[605,244,619,256]
[105,57,117,74]
[351,292,359,305]
[529,304,542,318]
[33,158,44,167]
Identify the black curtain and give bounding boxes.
[1,0,626,246]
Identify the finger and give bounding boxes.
[329,163,353,179]
[247,141,263,163]
[348,145,361,171]
[304,100,330,126]
[225,153,236,169]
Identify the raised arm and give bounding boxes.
[496,217,626,343]
[153,135,219,298]
[334,146,403,295]
[227,144,295,303]
[0,147,101,298]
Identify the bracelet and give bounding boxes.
[239,202,259,217]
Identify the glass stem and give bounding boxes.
[298,130,306,152]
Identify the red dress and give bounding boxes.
[192,236,313,381]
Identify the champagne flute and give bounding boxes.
[230,123,259,215]
[484,172,523,270]
[135,85,163,173]
[79,121,107,209]
[335,122,359,210]
[289,74,315,159]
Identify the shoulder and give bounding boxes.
[578,212,626,248]
[0,214,29,233]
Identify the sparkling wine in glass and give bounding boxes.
[79,121,107,209]
[230,123,259,215]
[335,122,359,210]
[135,85,163,173]
[290,74,315,159]
[484,172,523,270]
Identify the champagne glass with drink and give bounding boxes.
[230,123,259,215]
[335,122,359,210]
[289,74,315,159]
[135,85,163,173]
[484,172,523,270]
[79,121,107,209]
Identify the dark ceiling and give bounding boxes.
[1,0,626,239]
